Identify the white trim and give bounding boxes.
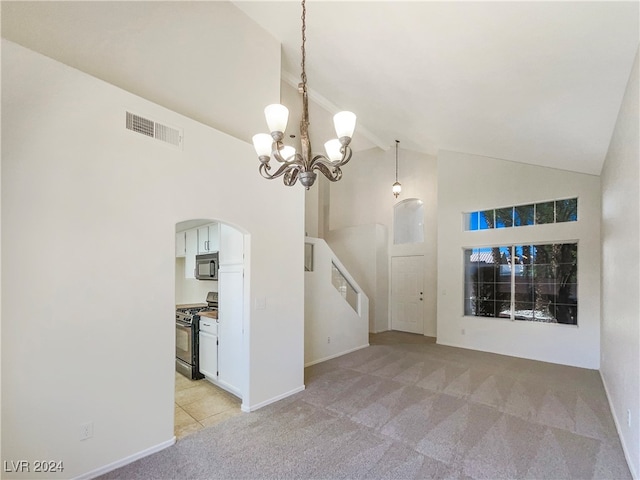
[304,344,370,368]
[208,377,242,399]
[436,339,594,369]
[241,385,306,412]
[600,371,637,480]
[73,437,175,480]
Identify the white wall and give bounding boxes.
[328,147,438,336]
[304,238,369,365]
[1,40,304,479]
[600,47,639,478]
[437,150,601,369]
[304,175,331,239]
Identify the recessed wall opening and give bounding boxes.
[173,218,247,439]
[394,198,425,245]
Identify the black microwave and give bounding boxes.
[195,252,218,280]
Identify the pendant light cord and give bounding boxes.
[395,140,399,181]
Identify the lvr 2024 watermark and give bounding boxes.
[4,460,64,473]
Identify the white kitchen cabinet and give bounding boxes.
[175,231,186,257]
[220,224,243,265]
[199,319,218,380]
[198,223,220,254]
[217,265,243,396]
[184,228,198,279]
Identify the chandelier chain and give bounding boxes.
[300,0,307,88]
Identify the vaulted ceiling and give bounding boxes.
[236,1,639,175]
[3,1,638,176]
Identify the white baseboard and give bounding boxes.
[600,371,638,480]
[206,376,242,399]
[304,343,370,367]
[241,385,306,412]
[74,437,175,480]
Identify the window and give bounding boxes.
[464,198,577,231]
[394,198,424,244]
[514,204,535,227]
[464,243,578,325]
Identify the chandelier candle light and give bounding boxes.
[252,0,357,189]
[392,140,402,198]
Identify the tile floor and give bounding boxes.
[174,372,242,439]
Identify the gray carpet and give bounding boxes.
[101,339,631,479]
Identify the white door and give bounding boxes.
[391,255,424,334]
[197,226,210,253]
[199,330,218,380]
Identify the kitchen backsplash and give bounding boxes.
[175,257,218,304]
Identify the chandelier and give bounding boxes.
[392,140,402,198]
[252,0,357,189]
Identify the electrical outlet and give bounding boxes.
[627,409,631,428]
[80,421,94,441]
[327,336,331,344]
[461,328,466,335]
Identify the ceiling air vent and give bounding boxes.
[126,111,183,149]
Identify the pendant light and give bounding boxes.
[392,140,402,198]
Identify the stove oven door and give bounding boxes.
[176,321,194,377]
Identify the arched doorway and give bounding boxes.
[173,218,247,439]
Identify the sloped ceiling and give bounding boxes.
[237,1,639,175]
[3,1,638,175]
[1,1,281,145]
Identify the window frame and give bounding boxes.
[462,241,578,326]
[463,197,578,232]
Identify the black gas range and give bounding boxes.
[175,292,218,380]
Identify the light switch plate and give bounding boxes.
[255,297,266,310]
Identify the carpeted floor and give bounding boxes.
[101,333,631,479]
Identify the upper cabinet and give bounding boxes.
[177,222,243,278]
[220,224,243,265]
[184,229,198,278]
[198,223,220,254]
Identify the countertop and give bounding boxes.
[176,303,207,309]
[199,310,218,319]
